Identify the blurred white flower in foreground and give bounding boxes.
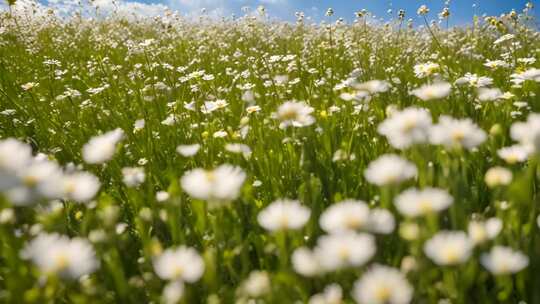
[122,167,146,188]
[292,247,321,277]
[176,144,200,157]
[378,107,432,149]
[481,246,529,275]
[22,233,99,279]
[276,101,315,129]
[424,231,474,266]
[468,218,502,244]
[429,116,486,150]
[484,167,513,188]
[180,164,246,207]
[309,284,342,304]
[153,246,204,282]
[410,82,451,101]
[320,200,371,233]
[510,113,540,152]
[364,154,417,186]
[239,271,270,298]
[82,128,124,164]
[394,187,453,218]
[258,199,310,231]
[353,264,413,304]
[314,232,376,272]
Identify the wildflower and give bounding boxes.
[162,281,184,304]
[353,265,413,304]
[309,284,342,304]
[239,271,270,298]
[60,172,101,203]
[410,82,451,101]
[368,208,396,234]
[153,246,205,282]
[319,199,371,233]
[429,116,487,150]
[6,159,64,205]
[122,167,146,188]
[510,113,540,152]
[224,143,252,159]
[468,218,503,244]
[484,167,512,188]
[414,62,439,78]
[353,80,390,95]
[484,59,509,69]
[314,232,376,271]
[424,231,474,266]
[276,101,315,129]
[481,246,529,275]
[377,107,432,149]
[257,199,310,231]
[180,164,246,206]
[477,88,503,102]
[133,119,145,133]
[292,247,321,277]
[156,191,170,202]
[82,128,124,164]
[176,144,200,157]
[0,138,33,191]
[497,145,529,164]
[364,154,417,186]
[455,73,493,88]
[394,187,453,218]
[22,233,99,279]
[417,5,429,16]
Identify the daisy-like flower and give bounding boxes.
[353,264,413,304]
[162,281,184,304]
[481,246,529,275]
[257,199,310,231]
[59,172,101,203]
[122,167,146,188]
[423,231,474,266]
[368,208,396,234]
[314,232,376,272]
[319,200,371,233]
[377,107,432,149]
[413,62,439,78]
[352,80,390,95]
[510,113,540,152]
[180,164,246,206]
[22,233,99,279]
[417,5,429,15]
[455,73,493,88]
[309,284,342,304]
[484,167,513,188]
[176,144,201,157]
[7,159,64,205]
[429,116,487,150]
[239,271,271,298]
[410,82,451,101]
[511,68,540,85]
[468,218,503,244]
[276,101,315,129]
[364,154,417,186]
[292,247,321,277]
[82,128,124,164]
[497,145,529,164]
[394,187,453,218]
[153,246,205,282]
[484,59,509,70]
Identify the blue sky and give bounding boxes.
[162,0,533,24]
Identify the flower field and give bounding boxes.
[0,2,540,303]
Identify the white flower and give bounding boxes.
[257,199,310,231]
[153,246,205,282]
[82,128,124,164]
[314,232,376,272]
[224,143,252,159]
[510,113,540,152]
[6,159,64,205]
[180,164,246,206]
[319,200,371,233]
[368,208,395,234]
[394,187,453,218]
[176,144,200,157]
[377,107,432,149]
[162,281,184,304]
[292,247,321,277]
[122,167,146,188]
[477,88,503,102]
[156,191,170,202]
[455,73,493,88]
[22,233,98,279]
[417,5,429,15]
[240,271,270,297]
[497,145,529,164]
[429,116,487,150]
[511,68,540,85]
[364,154,417,186]
[353,265,413,304]
[423,231,474,266]
[481,246,529,275]
[468,218,503,244]
[60,172,101,203]
[484,167,513,188]
[410,82,451,101]
[414,62,439,78]
[309,284,342,304]
[353,80,390,94]
[133,119,145,133]
[484,59,509,69]
[277,101,315,129]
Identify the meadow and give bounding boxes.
[0,2,540,303]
